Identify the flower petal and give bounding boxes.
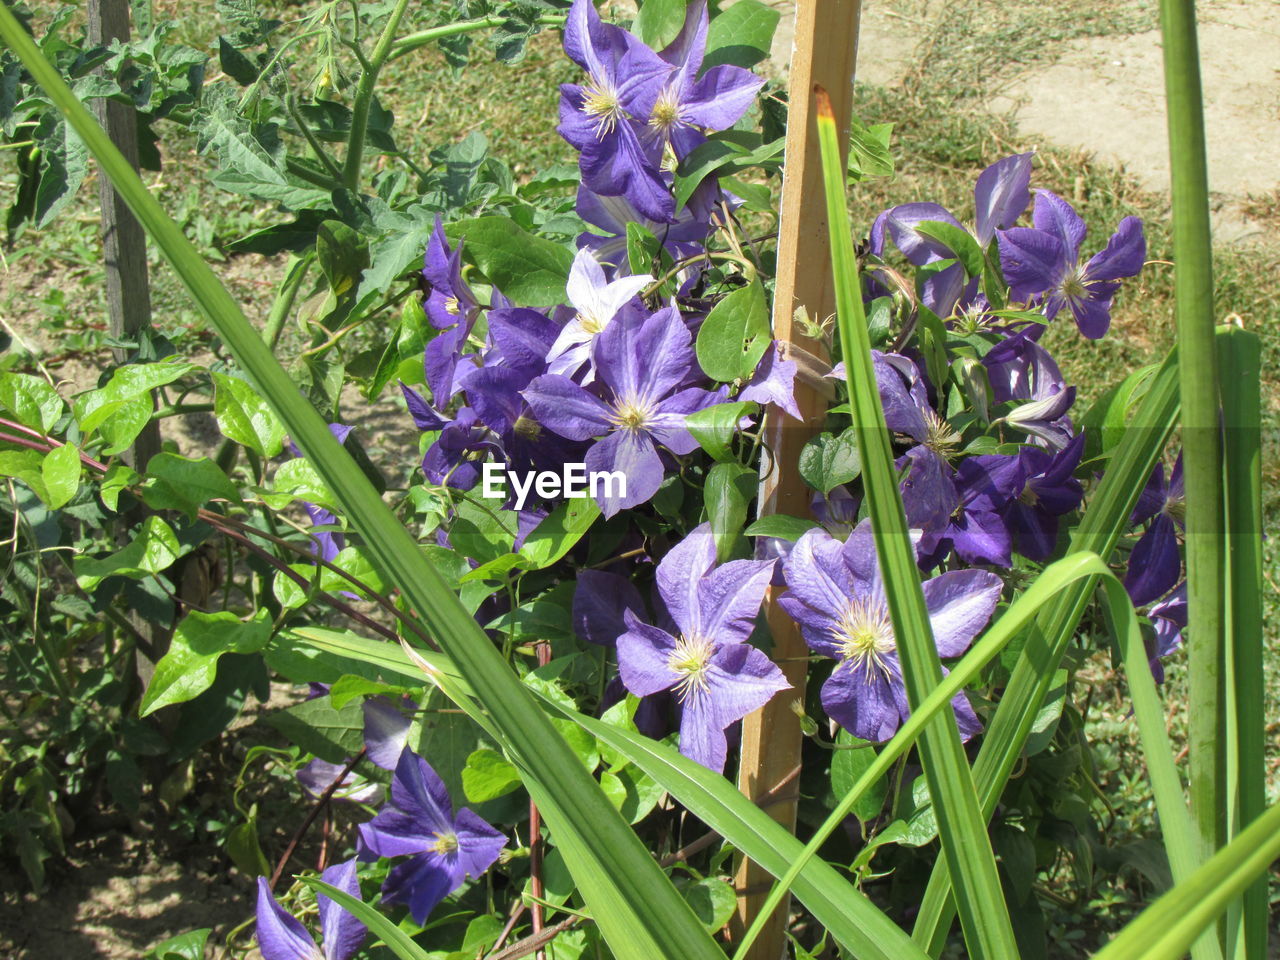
[255,877,319,960]
[616,612,680,696]
[318,859,367,960]
[523,375,614,441]
[921,569,1003,658]
[973,152,1034,244]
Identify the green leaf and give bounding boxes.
[140,610,271,715]
[316,219,369,296]
[0,449,51,504]
[302,879,433,960]
[913,220,985,278]
[446,216,573,304]
[680,876,737,933]
[703,0,779,69]
[519,496,601,570]
[150,929,211,960]
[695,278,770,382]
[39,441,80,509]
[744,514,819,541]
[100,464,141,512]
[798,428,862,493]
[212,371,286,457]
[75,514,182,590]
[626,221,660,276]
[813,91,1018,960]
[704,461,755,562]
[226,817,271,876]
[462,747,523,803]
[848,116,895,181]
[267,692,365,764]
[686,401,756,462]
[0,372,64,432]
[831,731,887,821]
[634,0,686,48]
[142,452,241,519]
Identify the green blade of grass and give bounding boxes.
[1217,326,1267,959]
[1158,0,1226,872]
[0,12,727,959]
[911,351,1208,955]
[812,85,1018,960]
[738,548,1206,957]
[1090,799,1280,960]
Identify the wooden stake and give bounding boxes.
[732,2,861,956]
[88,0,158,475]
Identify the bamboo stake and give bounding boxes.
[732,2,861,955]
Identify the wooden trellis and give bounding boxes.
[733,2,863,956]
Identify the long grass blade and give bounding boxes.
[1217,326,1267,959]
[1158,0,1226,870]
[0,14,727,959]
[1090,800,1280,960]
[814,86,1018,960]
[738,551,1203,957]
[912,351,1190,954]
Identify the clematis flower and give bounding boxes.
[1146,582,1187,683]
[422,216,479,331]
[287,424,354,564]
[575,182,718,287]
[297,697,414,804]
[999,432,1085,561]
[358,749,506,924]
[997,189,1145,339]
[547,247,652,378]
[778,522,1002,742]
[558,0,673,221]
[739,341,801,419]
[930,454,1025,568]
[1125,455,1185,606]
[614,524,788,772]
[870,153,1034,315]
[524,304,718,517]
[631,0,765,161]
[255,860,366,960]
[983,332,1076,451]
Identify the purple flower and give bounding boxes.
[778,522,1002,742]
[358,749,506,924]
[297,697,413,804]
[575,183,717,285]
[573,569,647,645]
[931,454,1026,568]
[524,304,717,517]
[739,340,801,419]
[1147,582,1187,683]
[631,0,765,160]
[1000,432,1085,561]
[997,190,1145,339]
[255,860,366,960]
[870,153,1034,315]
[983,332,1076,451]
[1125,455,1185,606]
[422,216,479,331]
[558,0,673,221]
[287,424,354,563]
[547,247,652,379]
[614,524,788,772]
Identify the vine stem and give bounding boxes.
[388,14,566,61]
[269,747,367,890]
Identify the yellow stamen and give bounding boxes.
[581,74,624,138]
[668,635,715,703]
[835,598,895,681]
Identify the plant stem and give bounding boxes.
[388,14,566,61]
[1157,0,1226,875]
[342,0,413,189]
